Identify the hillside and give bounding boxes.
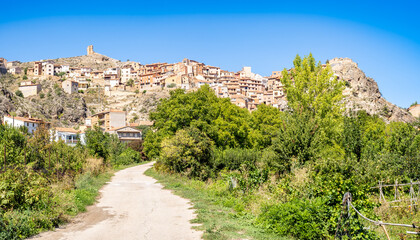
[18,52,125,70]
[0,74,87,126]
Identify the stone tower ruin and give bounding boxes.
[87,45,94,55]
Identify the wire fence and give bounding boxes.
[336,192,419,240]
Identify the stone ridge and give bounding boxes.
[330,58,415,123]
[18,52,124,70]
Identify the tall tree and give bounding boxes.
[281,53,345,142]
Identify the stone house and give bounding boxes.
[19,82,41,97]
[62,80,79,94]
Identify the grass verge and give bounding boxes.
[145,167,291,240]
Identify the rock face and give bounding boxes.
[329,58,415,123]
[0,77,87,126]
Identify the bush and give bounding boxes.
[212,148,260,172]
[112,148,140,166]
[15,90,23,98]
[159,128,213,179]
[256,198,330,240]
[166,83,176,88]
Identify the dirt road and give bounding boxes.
[32,162,202,240]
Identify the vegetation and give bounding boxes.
[14,90,23,98]
[0,124,144,239]
[145,54,420,239]
[166,83,176,88]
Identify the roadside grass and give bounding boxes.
[145,167,291,240]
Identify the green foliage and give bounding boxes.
[15,90,23,98]
[212,148,260,172]
[249,104,284,149]
[134,89,139,94]
[145,85,252,160]
[126,78,134,87]
[160,128,213,179]
[281,53,345,142]
[256,198,330,239]
[112,148,140,166]
[166,83,176,88]
[270,110,321,171]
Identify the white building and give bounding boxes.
[3,115,48,134]
[53,127,85,146]
[104,67,121,76]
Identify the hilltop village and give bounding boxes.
[0,45,290,145]
[0,45,287,111]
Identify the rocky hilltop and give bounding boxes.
[330,58,415,123]
[19,52,124,70]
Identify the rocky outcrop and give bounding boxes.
[0,76,87,126]
[329,58,415,123]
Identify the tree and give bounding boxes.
[145,85,252,159]
[160,127,213,179]
[249,104,284,149]
[126,79,134,87]
[281,53,345,142]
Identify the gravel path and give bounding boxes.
[32,162,202,240]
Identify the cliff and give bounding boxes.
[329,58,415,123]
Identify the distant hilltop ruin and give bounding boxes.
[87,45,95,55]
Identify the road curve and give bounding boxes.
[32,162,202,240]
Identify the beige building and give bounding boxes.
[106,126,142,143]
[62,80,79,94]
[19,82,41,97]
[90,110,126,131]
[43,62,54,76]
[408,104,420,118]
[34,62,42,76]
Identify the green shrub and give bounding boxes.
[15,90,23,98]
[212,148,260,172]
[113,148,140,166]
[159,128,213,179]
[166,83,176,88]
[256,198,330,239]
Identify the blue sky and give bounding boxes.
[1,0,419,108]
